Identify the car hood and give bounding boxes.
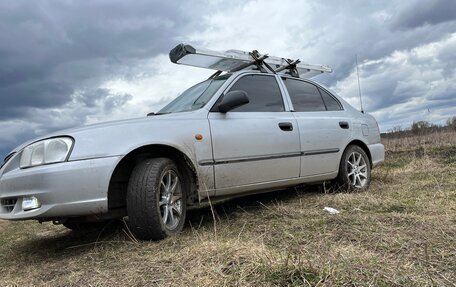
[7,110,205,155]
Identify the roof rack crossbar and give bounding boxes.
[275,58,301,78]
[249,50,276,74]
[229,51,269,73]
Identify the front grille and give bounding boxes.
[1,198,17,213]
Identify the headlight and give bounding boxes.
[20,137,74,168]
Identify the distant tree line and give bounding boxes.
[382,116,456,138]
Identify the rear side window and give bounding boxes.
[319,88,342,111]
[282,78,326,112]
[226,74,284,112]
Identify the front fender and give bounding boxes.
[68,118,212,165]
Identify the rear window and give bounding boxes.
[282,78,326,112]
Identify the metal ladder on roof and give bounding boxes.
[169,43,332,79]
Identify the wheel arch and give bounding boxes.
[343,139,372,168]
[107,144,199,213]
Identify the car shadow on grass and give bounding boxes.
[187,184,327,230]
[11,220,130,258]
[12,184,329,259]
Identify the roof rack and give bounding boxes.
[169,43,332,79]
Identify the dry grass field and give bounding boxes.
[1,131,455,286]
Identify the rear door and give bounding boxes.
[280,77,351,177]
[208,74,301,195]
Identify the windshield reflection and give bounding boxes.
[158,74,230,114]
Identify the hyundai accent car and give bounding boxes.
[0,44,384,240]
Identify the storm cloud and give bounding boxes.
[392,0,456,29]
[0,0,455,159]
[0,0,208,158]
[0,1,193,113]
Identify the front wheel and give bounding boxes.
[336,145,371,191]
[127,158,186,240]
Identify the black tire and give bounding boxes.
[127,158,186,240]
[336,145,371,191]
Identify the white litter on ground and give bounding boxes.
[323,207,340,214]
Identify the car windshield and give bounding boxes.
[158,74,230,114]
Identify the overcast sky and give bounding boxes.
[1,0,455,159]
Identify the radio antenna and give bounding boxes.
[356,54,364,113]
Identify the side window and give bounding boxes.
[282,78,326,112]
[319,88,342,111]
[226,75,284,112]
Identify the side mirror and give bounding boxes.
[218,90,249,113]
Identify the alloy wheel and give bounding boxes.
[346,152,368,188]
[158,170,183,230]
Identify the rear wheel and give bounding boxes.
[127,158,186,240]
[336,145,371,191]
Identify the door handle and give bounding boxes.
[279,122,293,131]
[339,121,349,129]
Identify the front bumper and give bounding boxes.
[368,143,385,168]
[0,155,121,220]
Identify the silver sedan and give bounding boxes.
[0,70,384,240]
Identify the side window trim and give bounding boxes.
[275,74,294,111]
[316,85,329,111]
[210,73,287,112]
[317,86,344,111]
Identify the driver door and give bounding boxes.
[208,74,301,196]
